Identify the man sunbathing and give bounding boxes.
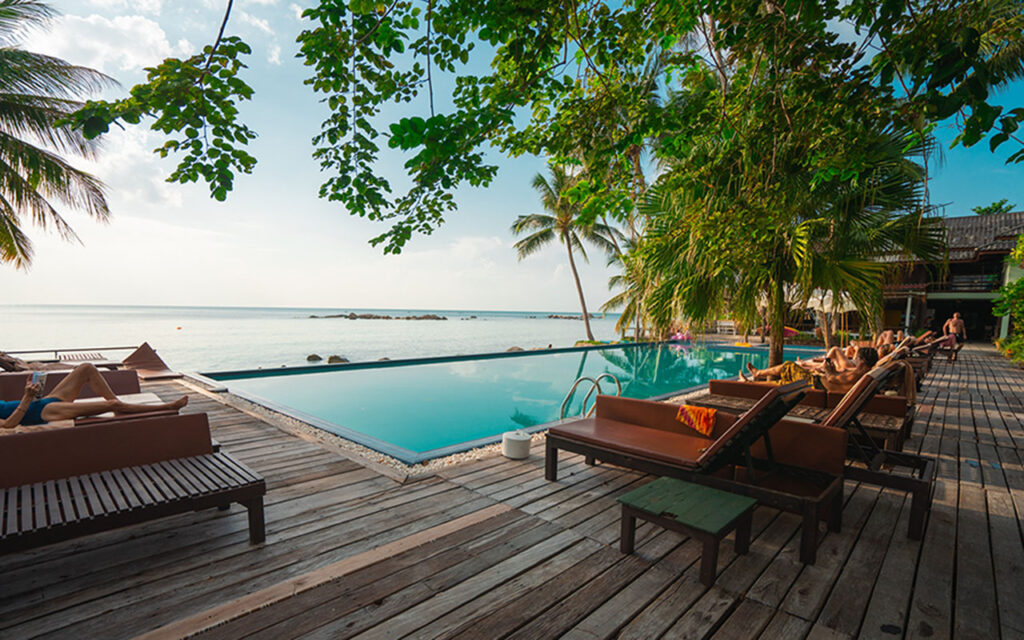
[0,363,188,429]
[742,347,879,393]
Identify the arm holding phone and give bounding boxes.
[1,378,44,429]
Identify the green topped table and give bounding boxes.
[618,477,757,586]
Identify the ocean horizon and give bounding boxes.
[0,304,625,372]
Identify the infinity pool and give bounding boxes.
[206,343,800,463]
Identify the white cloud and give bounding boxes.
[288,3,304,20]
[239,12,274,36]
[88,0,163,14]
[24,14,192,74]
[268,44,282,65]
[244,0,280,5]
[75,128,184,211]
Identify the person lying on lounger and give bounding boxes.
[741,347,879,393]
[0,363,187,429]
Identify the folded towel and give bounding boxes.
[676,404,717,437]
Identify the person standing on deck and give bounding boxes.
[942,312,967,361]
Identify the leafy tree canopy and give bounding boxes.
[66,0,1024,253]
[971,197,1016,215]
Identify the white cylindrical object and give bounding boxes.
[502,430,531,459]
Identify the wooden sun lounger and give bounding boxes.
[0,413,265,554]
[546,384,848,564]
[688,365,934,539]
[0,369,141,401]
[58,352,124,370]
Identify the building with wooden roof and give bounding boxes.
[884,211,1024,340]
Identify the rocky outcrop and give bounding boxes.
[506,346,524,352]
[327,355,349,364]
[309,313,447,320]
[306,354,322,362]
[547,314,600,320]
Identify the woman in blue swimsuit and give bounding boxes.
[1,363,188,429]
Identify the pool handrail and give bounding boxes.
[560,373,622,419]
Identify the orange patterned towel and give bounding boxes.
[676,404,717,437]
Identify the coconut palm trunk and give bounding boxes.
[565,232,596,341]
[769,278,786,366]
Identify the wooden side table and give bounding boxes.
[618,477,757,586]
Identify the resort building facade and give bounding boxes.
[884,211,1024,339]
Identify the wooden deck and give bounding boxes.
[1,344,1022,639]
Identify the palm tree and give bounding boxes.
[0,0,112,267]
[512,165,624,341]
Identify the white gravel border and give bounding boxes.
[176,377,545,483]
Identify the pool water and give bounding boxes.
[208,343,791,463]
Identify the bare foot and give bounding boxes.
[738,371,750,381]
[170,396,188,410]
[746,362,757,376]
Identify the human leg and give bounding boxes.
[45,363,117,402]
[40,395,187,422]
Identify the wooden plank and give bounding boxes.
[132,504,512,640]
[905,462,957,640]
[954,480,999,639]
[448,545,625,640]
[757,610,811,640]
[858,494,919,640]
[710,599,776,639]
[984,485,1024,639]
[270,516,568,640]
[404,537,604,640]
[501,553,652,640]
[814,488,904,636]
[659,585,737,639]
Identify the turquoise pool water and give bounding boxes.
[208,343,799,463]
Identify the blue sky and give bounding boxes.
[1,1,1022,311]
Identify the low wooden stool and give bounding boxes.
[618,477,757,586]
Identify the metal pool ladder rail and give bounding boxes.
[560,373,623,419]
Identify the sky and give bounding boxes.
[1,1,1023,311]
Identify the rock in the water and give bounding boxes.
[506,346,525,352]
[307,354,323,362]
[378,357,390,361]
[327,355,349,364]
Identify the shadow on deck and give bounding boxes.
[1,345,1022,639]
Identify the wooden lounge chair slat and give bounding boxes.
[162,458,210,496]
[202,453,254,487]
[98,471,130,513]
[80,475,110,517]
[44,480,62,526]
[32,482,47,528]
[216,451,263,484]
[144,462,188,501]
[67,476,94,519]
[20,485,34,532]
[123,466,161,507]
[110,468,144,509]
[53,479,72,523]
[90,473,118,515]
[182,456,233,494]
[0,487,7,536]
[5,487,19,535]
[2,487,12,536]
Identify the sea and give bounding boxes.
[0,305,626,373]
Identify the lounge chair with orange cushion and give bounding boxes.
[546,382,848,564]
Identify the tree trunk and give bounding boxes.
[817,310,832,350]
[769,279,786,366]
[565,234,595,341]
